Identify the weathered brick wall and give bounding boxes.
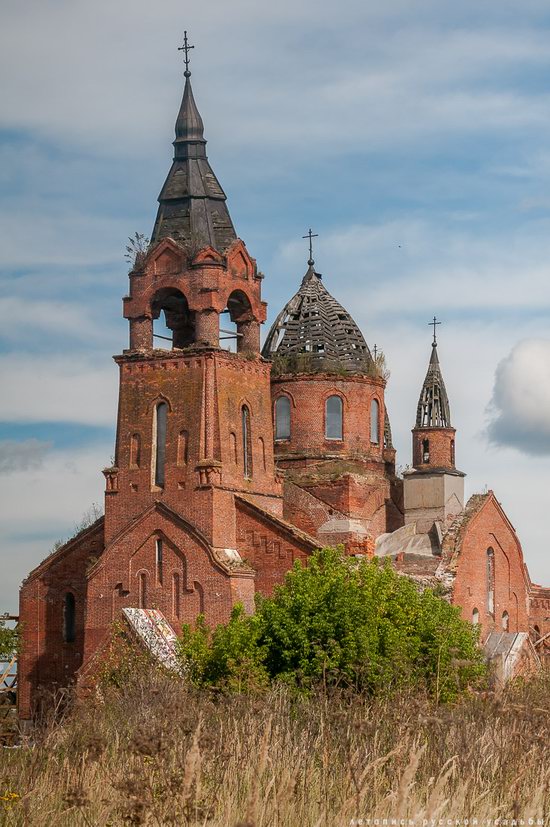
[412,427,456,470]
[529,585,550,656]
[18,521,104,721]
[271,374,387,462]
[451,494,530,638]
[236,499,315,597]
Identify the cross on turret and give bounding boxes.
[429,316,441,345]
[302,228,318,266]
[178,30,194,78]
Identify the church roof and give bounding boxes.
[150,72,237,252]
[262,264,373,374]
[415,341,452,428]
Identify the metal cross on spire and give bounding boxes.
[429,316,442,345]
[178,31,194,78]
[302,228,318,266]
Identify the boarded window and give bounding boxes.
[153,402,168,487]
[275,396,291,440]
[325,395,343,440]
[370,399,380,444]
[130,433,141,468]
[63,592,76,643]
[242,406,252,478]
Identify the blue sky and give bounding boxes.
[1,0,550,612]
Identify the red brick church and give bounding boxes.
[18,49,549,720]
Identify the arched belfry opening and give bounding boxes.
[152,288,195,349]
[221,290,257,353]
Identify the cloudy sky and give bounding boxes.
[1,0,550,612]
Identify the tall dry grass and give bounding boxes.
[0,667,549,826]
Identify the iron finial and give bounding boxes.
[178,30,195,78]
[429,316,442,346]
[302,228,318,267]
[373,344,378,360]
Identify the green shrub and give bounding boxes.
[0,618,18,661]
[178,547,487,701]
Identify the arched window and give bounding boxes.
[139,572,147,609]
[156,538,163,584]
[130,433,141,468]
[153,402,168,488]
[502,610,509,631]
[177,430,188,466]
[242,405,252,478]
[472,607,479,626]
[275,396,291,440]
[422,439,430,463]
[63,592,76,643]
[325,395,343,440]
[486,548,495,617]
[370,399,380,444]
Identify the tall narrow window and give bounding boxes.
[153,402,168,487]
[172,573,181,619]
[259,436,266,471]
[63,592,76,643]
[177,430,188,466]
[155,538,163,584]
[451,439,455,466]
[422,439,430,463]
[130,433,141,468]
[139,572,147,609]
[370,399,380,444]
[230,432,238,464]
[502,611,509,631]
[472,607,479,626]
[486,548,495,617]
[325,395,343,440]
[275,396,291,440]
[242,405,252,478]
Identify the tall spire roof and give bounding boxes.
[415,340,452,428]
[151,37,237,252]
[262,263,373,374]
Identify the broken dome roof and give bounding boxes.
[262,264,373,374]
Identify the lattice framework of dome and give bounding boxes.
[262,266,373,374]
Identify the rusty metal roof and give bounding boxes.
[151,75,237,252]
[262,265,374,374]
[416,342,452,428]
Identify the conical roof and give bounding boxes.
[416,342,451,428]
[262,265,373,374]
[151,73,237,252]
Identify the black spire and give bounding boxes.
[416,335,451,428]
[150,35,237,252]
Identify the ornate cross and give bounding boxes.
[302,228,318,266]
[178,31,194,77]
[429,316,442,344]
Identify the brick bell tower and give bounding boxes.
[403,321,465,532]
[94,39,283,636]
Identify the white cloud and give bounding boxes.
[0,297,108,346]
[0,355,118,426]
[487,338,550,454]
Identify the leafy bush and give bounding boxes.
[0,618,18,660]
[178,547,487,701]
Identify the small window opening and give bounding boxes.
[326,395,343,440]
[370,399,380,445]
[451,439,455,466]
[502,610,509,631]
[63,592,76,643]
[230,432,238,463]
[172,573,180,619]
[259,436,266,470]
[156,538,163,584]
[472,607,479,626]
[275,396,291,440]
[139,572,147,609]
[153,402,168,488]
[177,430,188,466]
[422,439,430,463]
[242,405,252,478]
